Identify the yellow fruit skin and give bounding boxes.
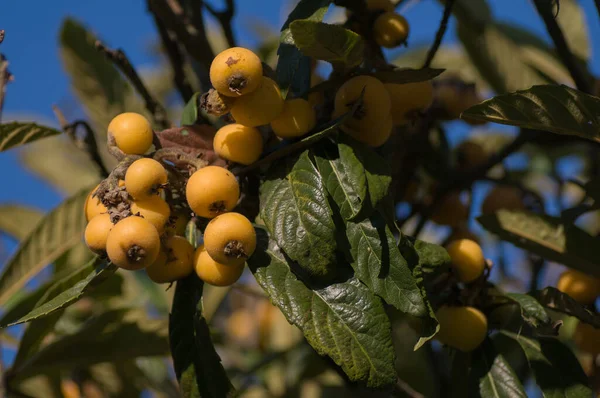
[146,236,194,283]
[213,124,263,165]
[573,322,600,355]
[231,77,284,127]
[106,216,160,270]
[341,113,392,147]
[435,306,488,352]
[203,212,256,266]
[84,214,114,254]
[227,309,256,344]
[445,239,485,283]
[373,12,409,48]
[210,47,263,97]
[271,99,317,138]
[384,81,433,125]
[186,166,240,218]
[430,192,468,227]
[108,112,153,155]
[481,186,524,215]
[84,185,107,222]
[125,158,168,199]
[194,244,244,286]
[557,269,600,305]
[130,196,171,234]
[167,212,190,236]
[456,141,488,171]
[334,75,391,132]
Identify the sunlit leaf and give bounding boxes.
[533,287,600,328]
[0,205,43,240]
[0,122,61,152]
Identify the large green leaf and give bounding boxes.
[502,332,592,397]
[0,258,117,327]
[11,312,63,371]
[260,150,337,280]
[0,186,92,306]
[11,308,169,382]
[478,209,600,278]
[346,214,426,317]
[469,338,527,398]
[555,0,590,62]
[0,205,43,240]
[248,236,396,387]
[276,0,330,98]
[462,85,600,143]
[169,275,234,398]
[505,293,555,334]
[0,123,62,152]
[289,21,364,68]
[533,287,600,328]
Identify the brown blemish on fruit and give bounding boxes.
[127,244,146,263]
[224,240,248,259]
[225,56,239,67]
[208,200,228,215]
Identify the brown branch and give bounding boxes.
[422,0,455,68]
[148,1,195,103]
[0,30,13,123]
[95,41,171,130]
[532,0,593,94]
[203,0,237,48]
[596,1,600,25]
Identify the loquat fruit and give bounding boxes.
[210,47,263,97]
[130,196,171,234]
[230,76,284,127]
[194,244,244,286]
[213,123,263,165]
[373,12,409,48]
[573,322,600,355]
[270,98,317,139]
[125,158,168,199]
[384,80,433,125]
[106,216,160,270]
[84,213,114,255]
[334,75,391,133]
[203,212,256,266]
[430,192,468,227]
[481,186,524,215]
[557,269,600,305]
[145,236,195,283]
[84,184,107,222]
[186,166,240,218]
[108,112,153,155]
[166,211,190,237]
[435,306,488,352]
[456,141,488,171]
[445,239,485,283]
[340,113,393,147]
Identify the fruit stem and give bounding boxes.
[127,244,147,263]
[224,240,248,259]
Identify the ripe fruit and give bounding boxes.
[341,113,392,147]
[384,80,434,125]
[557,269,600,305]
[456,141,488,171]
[213,123,263,165]
[130,196,171,234]
[166,212,190,236]
[107,112,153,155]
[481,186,524,215]
[186,166,240,218]
[573,322,600,355]
[230,77,284,126]
[271,99,317,138]
[84,213,113,254]
[106,216,160,270]
[84,184,107,222]
[435,306,488,352]
[373,12,409,48]
[203,212,256,266]
[445,239,485,283]
[194,244,244,286]
[210,47,263,97]
[125,158,168,199]
[201,88,236,116]
[145,236,194,283]
[430,192,468,227]
[334,75,391,132]
[227,309,256,344]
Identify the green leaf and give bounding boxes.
[502,332,592,397]
[533,287,600,328]
[1,258,117,327]
[11,308,169,382]
[372,68,445,84]
[180,92,202,127]
[260,150,337,280]
[345,214,426,317]
[276,0,330,98]
[555,0,590,62]
[0,186,92,306]
[0,123,62,152]
[478,209,600,278]
[0,205,43,240]
[248,236,396,388]
[412,239,451,274]
[169,275,234,398]
[12,312,63,370]
[289,21,364,68]
[462,85,600,143]
[505,293,557,335]
[469,338,527,398]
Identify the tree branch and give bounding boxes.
[532,0,593,94]
[95,41,171,129]
[149,4,195,104]
[0,30,13,124]
[422,0,455,68]
[203,0,237,48]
